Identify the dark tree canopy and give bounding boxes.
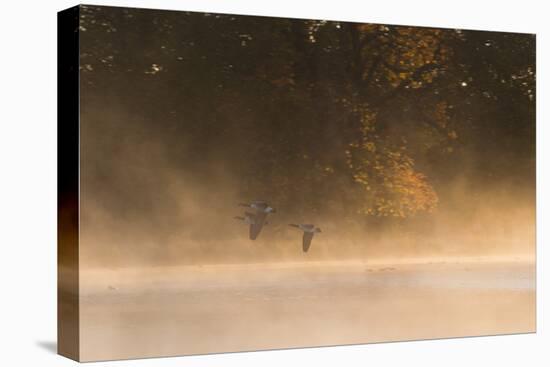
[78,5,535,226]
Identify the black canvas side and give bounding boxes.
[57,5,80,362]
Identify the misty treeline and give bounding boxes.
[79,6,535,225]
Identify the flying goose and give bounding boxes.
[237,201,276,240]
[289,224,321,252]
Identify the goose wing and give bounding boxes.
[302,232,314,252]
[249,211,267,240]
[252,201,267,211]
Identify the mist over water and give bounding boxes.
[77,260,535,361]
[76,103,535,361]
[79,106,535,267]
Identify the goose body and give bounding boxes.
[289,223,321,252]
[236,201,276,240]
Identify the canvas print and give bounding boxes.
[58,4,536,362]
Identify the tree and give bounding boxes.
[78,6,535,227]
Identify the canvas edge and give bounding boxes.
[57,4,81,362]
